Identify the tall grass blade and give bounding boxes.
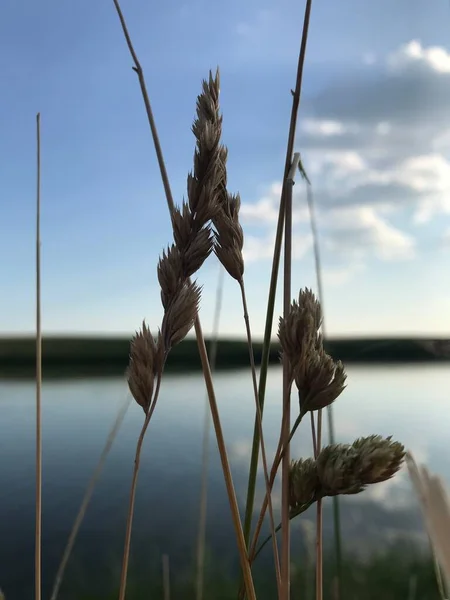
[35,112,42,600]
[196,266,225,600]
[242,0,314,558]
[305,180,342,598]
[112,4,256,596]
[280,154,301,599]
[406,452,450,598]
[239,279,282,595]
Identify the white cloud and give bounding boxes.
[243,229,312,264]
[240,182,308,226]
[239,40,449,277]
[388,39,450,74]
[321,206,415,261]
[301,119,354,137]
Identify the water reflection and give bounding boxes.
[0,364,448,598]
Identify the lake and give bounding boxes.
[0,364,449,599]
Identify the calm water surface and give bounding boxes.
[0,364,449,598]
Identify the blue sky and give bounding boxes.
[1,0,450,338]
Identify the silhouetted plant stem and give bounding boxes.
[241,0,314,566]
[113,5,256,597]
[196,266,224,600]
[239,279,282,595]
[119,373,163,600]
[35,111,42,600]
[306,181,342,599]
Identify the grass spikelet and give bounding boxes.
[161,280,202,350]
[289,458,319,509]
[214,192,245,282]
[127,321,158,414]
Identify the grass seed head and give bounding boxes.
[127,321,158,414]
[316,443,365,497]
[316,436,405,497]
[214,198,245,281]
[289,458,319,509]
[182,225,214,278]
[350,435,406,485]
[161,281,201,350]
[296,350,346,414]
[157,245,183,309]
[278,287,346,411]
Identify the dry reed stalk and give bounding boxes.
[112,7,256,592]
[50,395,132,600]
[406,452,450,596]
[280,154,299,599]
[35,111,42,600]
[196,265,224,600]
[313,410,323,600]
[162,554,171,600]
[210,121,281,592]
[242,0,314,562]
[239,278,282,594]
[119,369,164,600]
[305,180,343,600]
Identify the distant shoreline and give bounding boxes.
[0,335,448,378]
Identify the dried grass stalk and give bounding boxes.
[406,452,450,595]
[116,59,256,599]
[208,70,282,593]
[35,111,42,600]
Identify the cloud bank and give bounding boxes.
[241,40,450,282]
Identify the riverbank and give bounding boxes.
[0,335,448,378]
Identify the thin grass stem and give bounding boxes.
[280,156,298,599]
[246,389,302,570]
[112,5,255,596]
[239,279,282,595]
[118,373,163,600]
[242,0,314,560]
[196,266,225,600]
[306,181,342,600]
[253,499,315,563]
[35,112,42,600]
[314,410,323,600]
[50,396,132,600]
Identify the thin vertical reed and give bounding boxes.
[112,4,256,597]
[118,374,164,600]
[280,154,300,599]
[242,0,314,560]
[306,181,342,600]
[239,279,282,596]
[35,112,42,600]
[314,410,323,600]
[196,266,225,600]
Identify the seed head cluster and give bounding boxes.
[278,288,346,415]
[128,69,230,413]
[289,436,406,512]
